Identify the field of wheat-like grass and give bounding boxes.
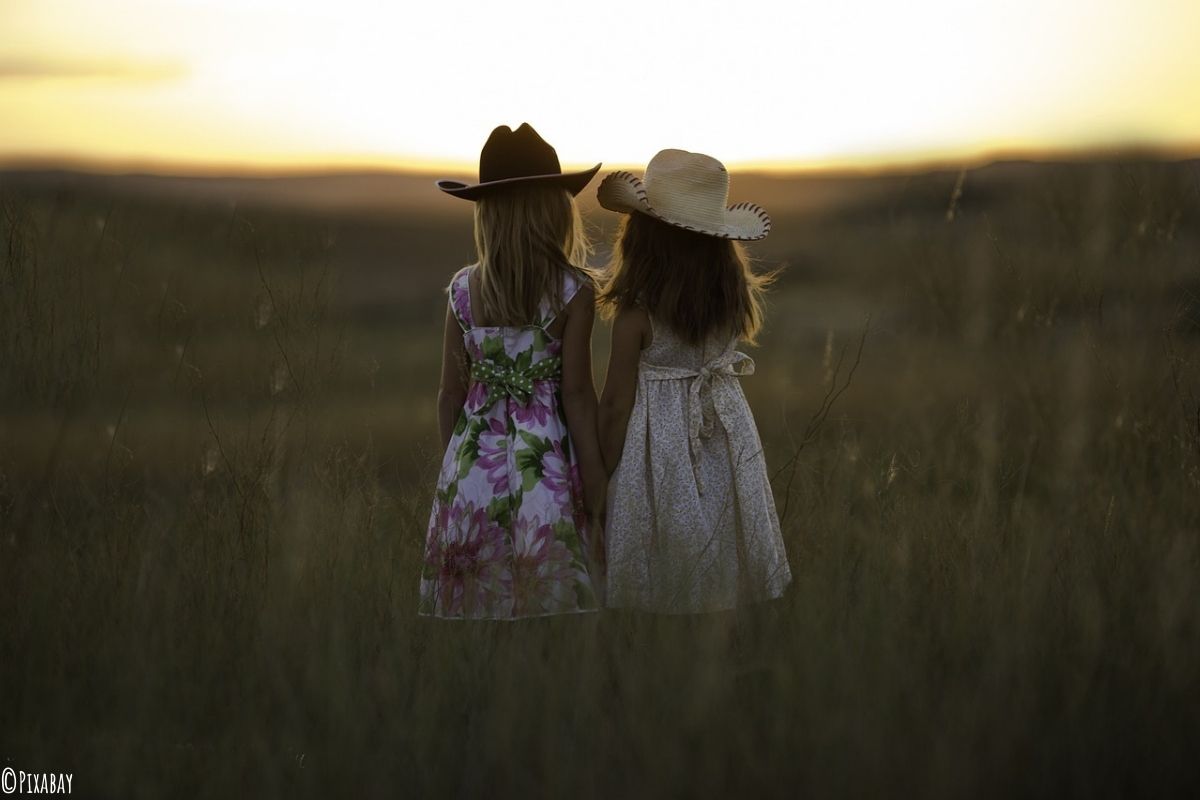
[1,161,1198,797]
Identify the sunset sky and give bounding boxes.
[1,0,1198,173]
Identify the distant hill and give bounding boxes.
[0,168,472,217]
[4,157,1195,223]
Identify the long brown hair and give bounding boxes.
[598,211,772,344]
[473,184,592,326]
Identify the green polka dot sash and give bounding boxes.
[471,356,563,407]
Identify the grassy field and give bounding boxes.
[1,159,1199,797]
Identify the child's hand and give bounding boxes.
[588,512,607,572]
[583,472,608,527]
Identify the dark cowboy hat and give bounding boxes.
[436,123,601,200]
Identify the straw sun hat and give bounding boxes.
[596,149,770,240]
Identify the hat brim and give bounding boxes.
[437,163,602,201]
[596,170,771,241]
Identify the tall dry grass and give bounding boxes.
[1,161,1199,797]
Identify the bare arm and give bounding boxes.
[437,300,469,450]
[559,285,607,522]
[599,306,649,474]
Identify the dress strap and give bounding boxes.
[447,266,474,331]
[538,269,588,329]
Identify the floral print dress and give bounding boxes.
[419,264,601,620]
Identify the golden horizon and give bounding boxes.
[2,138,1198,180]
[3,0,1198,177]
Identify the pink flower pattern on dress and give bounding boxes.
[451,283,474,334]
[422,503,511,617]
[475,416,510,495]
[465,379,488,410]
[511,381,557,428]
[510,515,579,616]
[541,439,574,509]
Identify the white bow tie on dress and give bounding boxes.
[640,350,756,495]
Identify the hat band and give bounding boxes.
[480,160,561,183]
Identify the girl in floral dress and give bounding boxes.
[596,149,792,613]
[419,123,606,619]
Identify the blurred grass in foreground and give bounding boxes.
[1,160,1199,797]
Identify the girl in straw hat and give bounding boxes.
[420,123,607,619]
[596,149,792,613]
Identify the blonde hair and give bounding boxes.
[599,212,774,345]
[472,184,592,326]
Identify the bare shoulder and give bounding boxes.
[566,281,595,312]
[613,304,651,349]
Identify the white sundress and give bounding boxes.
[605,315,792,613]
